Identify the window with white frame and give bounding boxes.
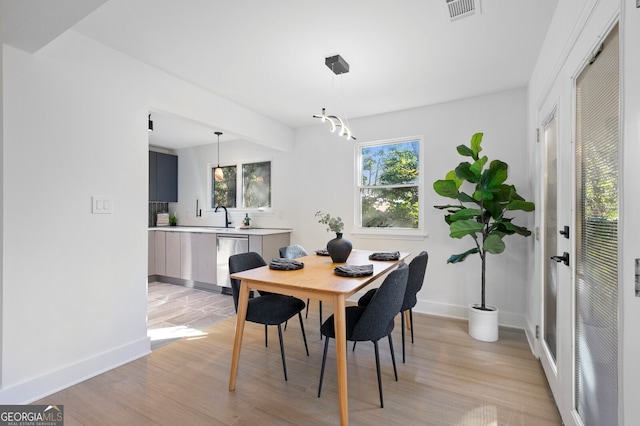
[356,136,423,235]
[211,161,271,209]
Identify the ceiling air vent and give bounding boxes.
[446,0,481,21]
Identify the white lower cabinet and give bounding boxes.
[154,231,166,276]
[157,231,217,285]
[148,231,156,276]
[150,230,290,290]
[165,231,181,278]
[180,232,196,280]
[196,233,217,284]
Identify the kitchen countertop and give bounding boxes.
[149,226,292,236]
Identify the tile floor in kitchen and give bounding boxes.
[147,281,236,350]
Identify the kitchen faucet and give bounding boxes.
[215,205,231,228]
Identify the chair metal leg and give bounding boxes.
[264,325,268,347]
[401,311,406,364]
[277,323,288,381]
[388,334,398,381]
[319,301,323,340]
[410,309,414,343]
[298,312,309,356]
[318,336,330,397]
[352,341,356,351]
[373,340,384,408]
[305,298,310,318]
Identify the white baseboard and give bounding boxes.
[413,300,527,330]
[0,336,151,404]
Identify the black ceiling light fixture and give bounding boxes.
[214,131,224,181]
[313,54,356,140]
[148,114,154,131]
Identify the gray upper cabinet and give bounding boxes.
[149,151,178,202]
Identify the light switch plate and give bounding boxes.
[92,196,113,214]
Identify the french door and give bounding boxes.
[574,24,619,426]
[540,108,574,420]
[540,23,619,425]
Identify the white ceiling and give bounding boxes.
[16,0,560,149]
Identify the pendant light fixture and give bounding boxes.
[312,54,356,140]
[148,114,154,131]
[214,131,224,181]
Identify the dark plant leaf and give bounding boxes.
[509,223,532,236]
[507,199,536,212]
[508,187,525,201]
[493,184,513,202]
[456,145,474,158]
[447,247,480,263]
[458,192,477,204]
[455,162,479,183]
[483,199,502,219]
[473,189,494,201]
[450,208,482,221]
[486,160,508,188]
[434,204,463,211]
[496,221,517,235]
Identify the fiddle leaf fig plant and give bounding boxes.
[433,132,535,310]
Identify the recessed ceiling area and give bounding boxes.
[69,0,558,150]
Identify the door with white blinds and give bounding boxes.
[540,109,572,411]
[574,23,619,425]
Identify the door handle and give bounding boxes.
[551,252,570,266]
[559,226,570,239]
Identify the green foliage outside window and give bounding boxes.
[359,140,420,229]
[243,161,271,208]
[211,161,271,209]
[212,166,237,208]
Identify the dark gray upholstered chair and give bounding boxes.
[318,263,409,408]
[356,251,428,363]
[228,252,309,381]
[279,245,323,337]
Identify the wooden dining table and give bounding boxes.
[228,249,410,426]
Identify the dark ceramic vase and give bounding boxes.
[327,232,352,263]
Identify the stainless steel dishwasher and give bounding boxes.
[217,235,249,293]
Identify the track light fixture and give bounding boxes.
[148,114,153,131]
[214,131,224,181]
[312,54,356,140]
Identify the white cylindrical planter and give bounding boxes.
[468,304,499,342]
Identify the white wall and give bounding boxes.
[0,29,293,403]
[175,139,294,229]
[177,87,534,327]
[2,38,149,402]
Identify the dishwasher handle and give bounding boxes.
[217,235,249,241]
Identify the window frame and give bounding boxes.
[353,135,425,239]
[208,159,272,211]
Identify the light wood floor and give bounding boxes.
[147,282,236,350]
[36,295,561,425]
